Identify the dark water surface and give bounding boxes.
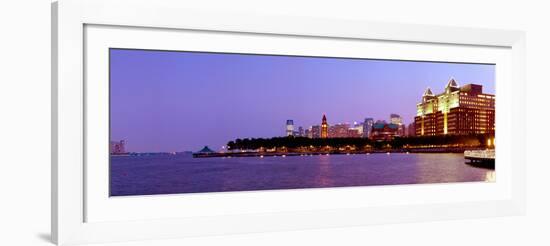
[110,153,494,196]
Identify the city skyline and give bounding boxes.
[110,49,495,152]
[282,113,404,139]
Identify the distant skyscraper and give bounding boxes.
[305,128,312,138]
[311,125,321,138]
[390,114,405,136]
[362,118,374,138]
[298,126,304,137]
[390,114,403,125]
[286,120,294,136]
[321,114,329,138]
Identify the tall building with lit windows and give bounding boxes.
[321,114,329,138]
[390,114,405,136]
[286,120,294,136]
[328,123,351,138]
[362,118,374,138]
[390,114,403,125]
[414,78,495,136]
[311,125,321,138]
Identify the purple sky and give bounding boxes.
[110,49,495,152]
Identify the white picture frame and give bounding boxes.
[52,0,526,245]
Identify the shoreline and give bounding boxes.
[192,147,489,158]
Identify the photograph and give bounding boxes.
[109,48,496,196]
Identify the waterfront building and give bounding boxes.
[110,140,126,154]
[196,146,215,154]
[286,120,294,136]
[362,118,374,138]
[321,114,329,138]
[414,78,495,136]
[370,122,399,141]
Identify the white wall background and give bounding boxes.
[0,0,548,245]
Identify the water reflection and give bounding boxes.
[110,153,495,196]
[485,170,496,182]
[415,153,466,184]
[314,154,333,186]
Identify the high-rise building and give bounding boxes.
[305,128,312,138]
[362,118,374,138]
[286,120,294,136]
[414,78,495,136]
[321,114,329,138]
[298,126,304,137]
[390,114,403,125]
[311,125,321,138]
[390,114,404,136]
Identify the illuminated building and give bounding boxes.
[110,140,126,154]
[414,78,495,136]
[370,121,399,141]
[286,120,294,136]
[298,126,304,137]
[311,125,321,138]
[390,114,405,136]
[362,118,374,138]
[328,123,350,138]
[347,128,361,138]
[352,122,364,136]
[321,114,329,138]
[305,128,312,138]
[390,114,402,125]
[407,122,416,136]
[398,125,406,136]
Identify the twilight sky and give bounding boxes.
[110,48,495,152]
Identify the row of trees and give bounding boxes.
[226,134,494,151]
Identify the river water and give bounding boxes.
[110,153,494,196]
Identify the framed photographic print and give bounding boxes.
[109,49,497,196]
[52,0,526,245]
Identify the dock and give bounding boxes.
[464,149,495,168]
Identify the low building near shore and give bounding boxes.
[110,140,127,154]
[370,122,399,141]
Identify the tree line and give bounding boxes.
[226,133,494,151]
